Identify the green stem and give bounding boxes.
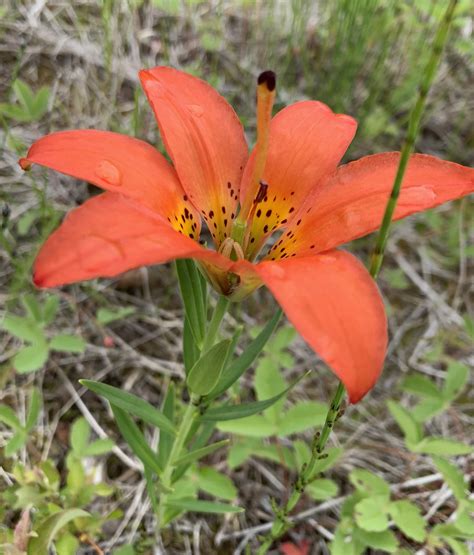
[202,295,229,353]
[157,396,198,528]
[369,0,458,279]
[157,294,230,527]
[256,383,345,555]
[257,3,458,551]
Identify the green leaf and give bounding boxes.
[21,294,42,321]
[13,342,49,373]
[27,508,89,554]
[277,401,328,436]
[43,296,60,324]
[355,496,390,532]
[443,361,468,400]
[187,339,230,396]
[307,478,338,501]
[31,86,50,119]
[201,372,309,422]
[400,374,441,398]
[55,532,80,555]
[176,259,205,347]
[387,400,422,444]
[217,415,277,437]
[208,309,282,399]
[196,467,237,500]
[50,334,86,353]
[112,405,162,475]
[389,500,426,542]
[25,387,41,430]
[254,358,287,424]
[82,438,115,457]
[445,538,470,555]
[183,317,200,374]
[413,437,472,456]
[0,404,21,430]
[70,417,90,455]
[433,457,468,501]
[412,398,445,422]
[5,430,28,456]
[157,383,175,469]
[350,469,391,499]
[165,497,243,514]
[80,380,176,435]
[96,306,135,325]
[2,314,44,342]
[13,79,35,111]
[353,527,398,553]
[173,439,229,467]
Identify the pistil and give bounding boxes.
[232,70,276,246]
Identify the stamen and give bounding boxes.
[237,70,276,223]
[218,237,245,261]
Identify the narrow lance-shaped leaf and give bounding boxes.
[111,405,163,475]
[183,316,200,374]
[173,439,229,467]
[207,309,282,399]
[157,382,175,469]
[176,259,205,347]
[187,339,230,396]
[80,380,176,435]
[201,371,310,422]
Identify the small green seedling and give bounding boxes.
[1,294,86,374]
[0,79,50,123]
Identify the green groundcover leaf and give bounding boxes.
[50,334,86,353]
[27,509,89,554]
[389,500,426,542]
[81,380,176,435]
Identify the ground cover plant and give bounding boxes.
[1,1,473,554]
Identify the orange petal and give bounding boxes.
[240,101,357,256]
[34,193,231,288]
[234,251,387,403]
[19,129,201,239]
[270,153,474,258]
[139,67,248,246]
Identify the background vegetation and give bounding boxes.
[0,0,473,553]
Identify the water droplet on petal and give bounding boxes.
[187,104,204,117]
[95,160,122,187]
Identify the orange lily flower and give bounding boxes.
[19,67,474,403]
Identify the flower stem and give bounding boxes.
[256,2,458,551]
[202,295,229,353]
[256,382,345,555]
[157,395,198,528]
[157,294,230,528]
[369,0,459,279]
